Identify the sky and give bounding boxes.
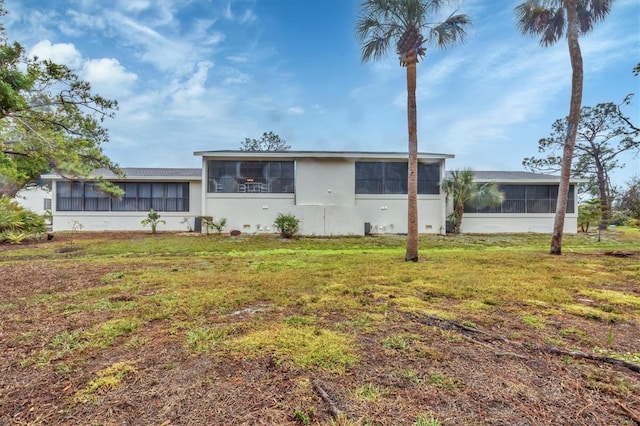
[4,0,640,187]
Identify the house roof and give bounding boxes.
[193,150,454,160]
[42,166,581,184]
[43,167,202,180]
[447,170,585,183]
[106,168,201,178]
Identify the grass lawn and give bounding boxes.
[1,229,639,425]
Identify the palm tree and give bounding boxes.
[441,169,504,234]
[515,0,613,254]
[356,0,470,262]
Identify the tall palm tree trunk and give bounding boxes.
[550,0,583,255]
[405,49,419,262]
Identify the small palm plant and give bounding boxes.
[442,169,504,234]
[141,209,165,234]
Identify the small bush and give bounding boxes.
[212,217,227,234]
[274,213,300,238]
[200,216,227,235]
[608,211,629,227]
[625,218,640,228]
[141,209,165,233]
[0,197,46,243]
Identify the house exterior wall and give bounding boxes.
[51,181,202,232]
[201,155,447,236]
[203,194,295,234]
[457,183,580,234]
[14,186,51,215]
[43,153,581,236]
[460,213,578,234]
[295,158,355,207]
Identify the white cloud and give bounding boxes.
[82,58,138,96]
[287,107,304,115]
[223,72,250,85]
[227,54,250,63]
[170,61,214,115]
[28,40,82,69]
[120,0,152,12]
[66,11,108,33]
[240,9,257,25]
[224,3,234,20]
[312,104,326,114]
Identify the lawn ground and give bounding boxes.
[1,230,639,425]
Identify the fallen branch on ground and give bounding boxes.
[404,311,640,374]
[459,334,528,360]
[617,401,640,425]
[604,251,637,258]
[402,311,505,343]
[545,347,640,374]
[312,380,342,420]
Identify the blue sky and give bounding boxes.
[4,0,639,187]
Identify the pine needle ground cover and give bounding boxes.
[1,230,638,425]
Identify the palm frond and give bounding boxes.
[515,1,565,47]
[361,35,394,62]
[442,168,476,203]
[577,0,613,34]
[473,182,505,209]
[428,13,471,48]
[356,0,470,63]
[516,0,613,45]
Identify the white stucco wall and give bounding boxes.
[52,181,202,232]
[14,187,51,215]
[295,158,355,207]
[205,194,447,236]
[203,194,295,234]
[201,157,447,236]
[354,196,445,235]
[460,214,579,234]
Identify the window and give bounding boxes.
[207,160,294,193]
[57,181,189,212]
[56,181,84,211]
[418,163,441,195]
[355,162,440,194]
[83,183,110,211]
[464,184,574,214]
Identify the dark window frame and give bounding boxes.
[355,161,440,195]
[56,181,190,212]
[206,160,295,194]
[464,184,575,214]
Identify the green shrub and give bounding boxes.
[274,213,300,238]
[578,199,600,232]
[212,217,227,235]
[200,216,214,235]
[626,218,640,228]
[199,216,227,235]
[0,197,46,243]
[608,210,629,227]
[141,209,165,233]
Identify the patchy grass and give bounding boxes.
[351,382,388,402]
[1,231,639,425]
[228,323,358,372]
[74,362,137,403]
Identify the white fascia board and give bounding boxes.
[194,150,454,161]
